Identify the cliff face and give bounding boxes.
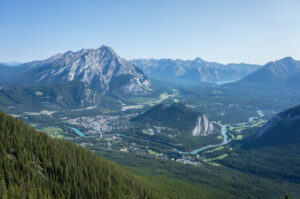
[131,103,215,136]
[192,115,214,136]
[1,46,152,95]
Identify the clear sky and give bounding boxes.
[0,0,300,64]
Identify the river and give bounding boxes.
[178,110,264,155]
[69,126,98,138]
[68,110,262,154]
[179,124,229,155]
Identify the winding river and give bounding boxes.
[178,110,264,155]
[69,110,262,155]
[179,124,230,155]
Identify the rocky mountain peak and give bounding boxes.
[98,45,117,56]
[277,56,295,64]
[7,46,152,95]
[193,57,204,63]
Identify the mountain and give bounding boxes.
[246,104,300,148]
[0,81,119,113]
[233,57,300,89]
[0,63,9,81]
[1,46,152,95]
[132,103,214,136]
[0,111,172,198]
[0,63,28,83]
[131,58,260,84]
[0,61,22,66]
[220,105,300,183]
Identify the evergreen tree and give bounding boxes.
[285,194,290,199]
[0,111,174,199]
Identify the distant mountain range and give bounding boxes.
[231,57,300,89]
[0,46,152,95]
[131,58,261,84]
[0,61,22,66]
[1,46,299,95]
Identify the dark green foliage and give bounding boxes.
[243,105,300,148]
[219,105,300,183]
[285,194,290,199]
[0,111,171,199]
[0,81,120,113]
[99,151,300,199]
[220,144,300,183]
[178,83,300,123]
[132,103,198,134]
[130,103,220,150]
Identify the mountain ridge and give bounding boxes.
[245,104,300,148]
[219,104,300,184]
[0,46,152,95]
[233,57,300,88]
[131,58,261,84]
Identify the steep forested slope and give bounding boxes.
[0,81,119,113]
[220,105,300,183]
[0,111,171,199]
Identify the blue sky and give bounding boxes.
[0,0,300,64]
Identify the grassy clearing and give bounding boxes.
[39,126,65,138]
[34,91,43,96]
[229,133,236,139]
[127,92,176,106]
[229,119,266,134]
[208,162,222,166]
[148,150,158,155]
[236,135,243,140]
[228,126,235,131]
[249,119,266,127]
[217,135,223,140]
[204,146,225,154]
[206,154,228,162]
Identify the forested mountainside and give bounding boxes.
[220,105,300,183]
[0,81,120,113]
[0,111,172,199]
[132,103,214,136]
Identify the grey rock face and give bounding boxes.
[11,46,152,95]
[192,114,214,136]
[131,58,260,84]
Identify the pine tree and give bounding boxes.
[0,178,8,199]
